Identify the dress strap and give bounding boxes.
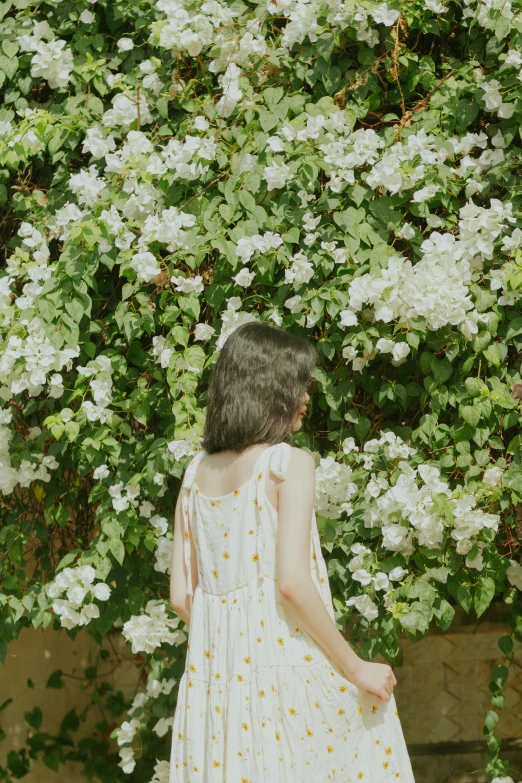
[255,441,292,511]
[180,449,206,597]
[253,442,292,581]
[255,443,327,592]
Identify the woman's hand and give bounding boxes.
[346,659,397,702]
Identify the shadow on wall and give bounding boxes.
[1,624,138,782]
[393,604,522,783]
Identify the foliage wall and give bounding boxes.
[1,0,522,779]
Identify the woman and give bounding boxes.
[169,320,415,781]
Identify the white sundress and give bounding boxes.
[169,441,416,783]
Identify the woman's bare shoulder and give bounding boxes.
[287,445,316,472]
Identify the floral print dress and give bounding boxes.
[169,441,416,782]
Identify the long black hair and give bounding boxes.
[200,321,317,454]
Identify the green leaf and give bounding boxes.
[2,40,19,58]
[369,198,402,227]
[238,189,257,214]
[46,670,65,689]
[24,707,42,730]
[109,538,125,565]
[491,664,509,689]
[483,342,507,367]
[101,519,121,538]
[474,576,495,617]
[484,709,499,732]
[506,317,522,340]
[460,404,481,428]
[322,65,341,94]
[431,356,452,385]
[258,109,280,133]
[433,598,455,631]
[263,86,284,106]
[43,747,61,772]
[60,708,80,733]
[427,566,449,584]
[456,99,479,131]
[498,635,513,656]
[354,416,371,442]
[457,585,472,612]
[56,550,80,572]
[157,96,169,119]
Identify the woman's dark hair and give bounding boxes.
[200,321,317,454]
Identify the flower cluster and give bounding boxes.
[17,21,74,89]
[0,408,60,495]
[47,565,111,630]
[114,668,178,774]
[121,600,187,654]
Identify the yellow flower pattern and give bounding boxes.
[170,443,416,781]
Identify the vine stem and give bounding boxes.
[482,603,519,779]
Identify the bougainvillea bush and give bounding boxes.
[1,0,522,778]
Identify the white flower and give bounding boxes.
[139,500,155,519]
[117,37,134,52]
[129,251,161,283]
[216,63,243,117]
[122,600,186,654]
[465,542,486,571]
[263,160,291,189]
[151,760,171,783]
[92,582,111,601]
[93,464,110,480]
[506,560,522,591]
[102,91,152,129]
[18,24,74,89]
[342,437,357,454]
[154,537,173,574]
[373,572,390,591]
[265,135,285,153]
[483,466,503,486]
[118,746,136,774]
[167,439,197,460]
[391,342,410,365]
[117,718,140,746]
[79,9,95,23]
[194,115,209,131]
[388,566,408,581]
[376,338,395,353]
[351,568,373,586]
[346,594,379,621]
[153,716,173,737]
[69,165,106,206]
[232,267,256,287]
[424,0,446,11]
[351,544,372,557]
[413,184,439,202]
[82,126,116,160]
[150,514,169,536]
[397,222,416,240]
[194,323,215,341]
[339,310,358,328]
[343,345,358,361]
[131,692,148,710]
[370,2,400,25]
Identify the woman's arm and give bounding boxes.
[276,448,396,702]
[170,488,198,626]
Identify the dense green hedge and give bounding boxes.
[1,0,522,779]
